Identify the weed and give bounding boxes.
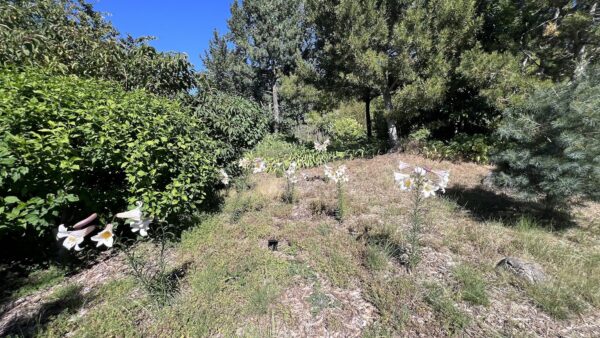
[525,282,587,319]
[423,282,470,334]
[453,264,489,306]
[365,244,389,271]
[366,277,414,331]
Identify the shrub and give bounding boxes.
[194,90,270,166]
[0,68,217,240]
[245,135,344,170]
[420,134,493,164]
[330,117,365,147]
[492,66,600,208]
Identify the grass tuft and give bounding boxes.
[423,282,470,334]
[453,264,489,306]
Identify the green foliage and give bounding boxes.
[194,89,270,165]
[0,68,217,239]
[201,30,254,98]
[453,264,489,306]
[330,117,365,148]
[423,282,470,333]
[245,135,345,170]
[0,0,196,97]
[525,281,587,319]
[492,66,600,208]
[421,134,494,164]
[309,0,482,144]
[224,0,308,128]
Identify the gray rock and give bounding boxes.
[496,257,547,283]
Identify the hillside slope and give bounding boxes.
[4,153,600,337]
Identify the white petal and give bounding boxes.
[116,207,142,221]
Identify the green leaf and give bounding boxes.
[4,196,20,204]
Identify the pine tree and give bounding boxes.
[202,30,254,98]
[492,66,600,209]
[309,0,480,145]
[227,0,307,131]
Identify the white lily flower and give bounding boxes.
[399,176,415,191]
[314,138,330,152]
[116,201,143,222]
[91,223,114,248]
[421,181,439,198]
[219,169,230,185]
[285,162,297,176]
[394,172,409,183]
[324,165,333,180]
[238,158,251,169]
[413,167,427,177]
[62,234,85,251]
[57,224,69,239]
[73,213,97,229]
[432,170,450,192]
[130,218,152,237]
[253,158,266,173]
[325,164,349,183]
[59,226,95,251]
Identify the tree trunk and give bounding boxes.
[383,89,398,146]
[272,80,280,132]
[365,95,372,139]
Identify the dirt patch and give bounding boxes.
[272,276,376,337]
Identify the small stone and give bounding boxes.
[496,257,547,283]
[399,253,410,265]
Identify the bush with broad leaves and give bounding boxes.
[0,67,218,242]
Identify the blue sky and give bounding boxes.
[93,1,233,70]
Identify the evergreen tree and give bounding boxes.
[227,0,307,131]
[492,66,600,209]
[309,0,480,145]
[477,0,600,81]
[459,1,600,115]
[202,30,254,98]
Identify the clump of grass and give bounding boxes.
[40,279,141,337]
[226,193,267,222]
[525,282,587,319]
[453,264,489,306]
[365,244,389,271]
[366,277,414,331]
[423,282,470,334]
[13,265,66,298]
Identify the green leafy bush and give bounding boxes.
[245,135,383,172]
[330,117,365,147]
[420,134,493,164]
[245,135,344,170]
[194,90,270,166]
[492,67,600,208]
[0,0,196,97]
[0,68,217,239]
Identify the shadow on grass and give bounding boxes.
[1,284,91,337]
[445,185,575,231]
